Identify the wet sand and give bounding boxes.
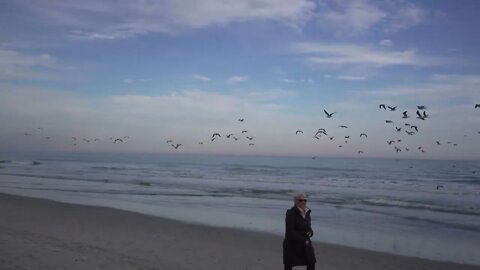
[0,193,477,270]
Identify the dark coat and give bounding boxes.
[282,206,316,266]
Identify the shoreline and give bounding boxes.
[0,192,478,270]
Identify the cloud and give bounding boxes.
[367,74,480,101]
[246,89,296,101]
[1,83,478,159]
[316,0,386,32]
[281,78,314,83]
[379,39,393,46]
[123,78,152,84]
[226,76,248,84]
[384,2,426,32]
[337,75,366,81]
[315,0,427,34]
[17,0,316,40]
[0,48,58,79]
[191,74,212,81]
[291,42,458,67]
[0,85,317,155]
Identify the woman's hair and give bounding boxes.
[293,192,307,202]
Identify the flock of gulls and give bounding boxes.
[21,104,480,157]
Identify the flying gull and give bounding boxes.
[171,143,182,149]
[324,109,335,118]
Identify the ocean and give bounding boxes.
[0,151,479,265]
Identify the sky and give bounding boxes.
[0,0,479,159]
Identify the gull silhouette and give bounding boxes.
[360,133,368,138]
[416,110,426,120]
[114,138,123,143]
[324,110,335,118]
[402,111,409,119]
[388,106,397,111]
[385,120,394,123]
[315,129,327,136]
[171,143,182,149]
[417,105,427,110]
[423,111,429,119]
[211,133,221,141]
[238,118,244,122]
[476,104,480,108]
[296,130,303,135]
[338,125,348,128]
[379,104,386,110]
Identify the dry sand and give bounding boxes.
[0,193,478,270]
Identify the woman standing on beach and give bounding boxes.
[283,192,316,270]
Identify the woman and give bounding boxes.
[283,192,316,270]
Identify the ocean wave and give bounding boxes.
[91,166,127,171]
[0,185,160,196]
[449,178,480,185]
[361,198,480,216]
[0,160,35,166]
[0,172,112,184]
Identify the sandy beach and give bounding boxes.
[0,193,478,270]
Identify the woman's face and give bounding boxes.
[295,196,308,210]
